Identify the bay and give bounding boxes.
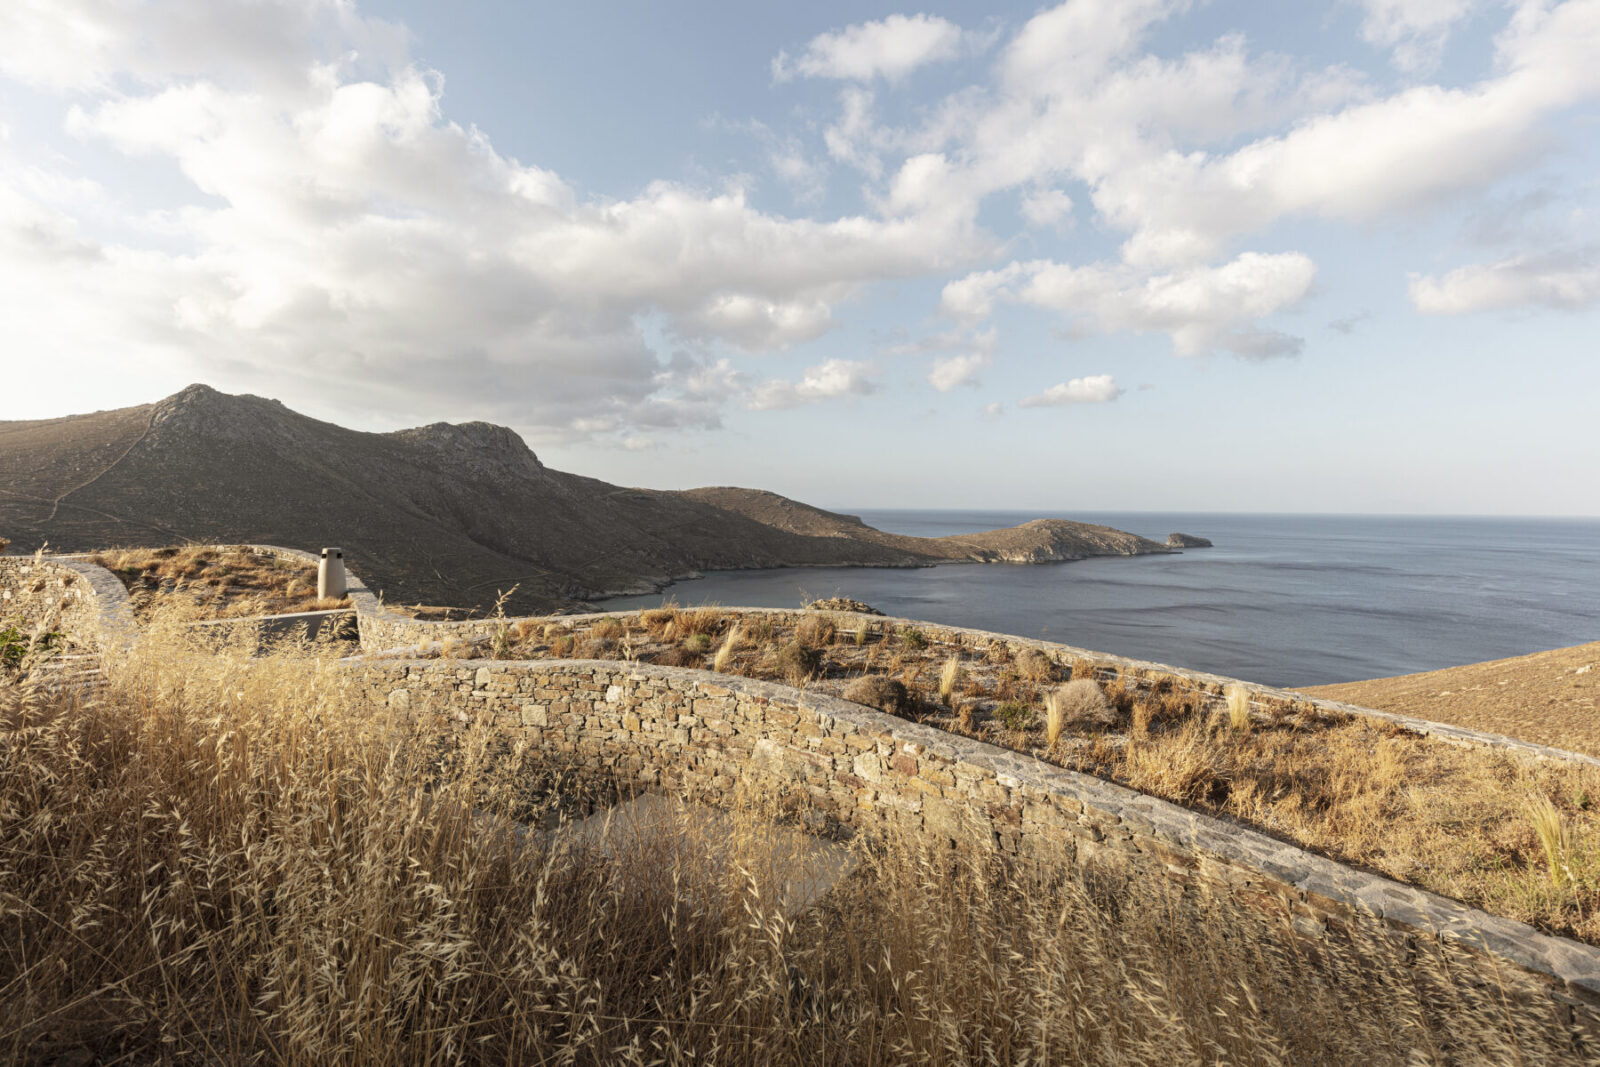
[593,512,1600,687]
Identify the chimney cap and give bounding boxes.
[321,547,343,558]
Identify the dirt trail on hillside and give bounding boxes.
[1298,641,1600,756]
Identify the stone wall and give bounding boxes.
[354,602,1600,771]
[354,656,1600,1032]
[0,554,136,650]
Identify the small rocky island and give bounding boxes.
[1166,532,1213,548]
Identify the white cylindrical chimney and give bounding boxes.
[318,547,347,600]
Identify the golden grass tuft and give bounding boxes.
[1225,684,1254,733]
[1047,679,1116,746]
[712,625,742,673]
[678,606,725,638]
[938,654,963,705]
[1015,647,1054,682]
[1529,794,1575,885]
[795,614,835,649]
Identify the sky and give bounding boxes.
[2,0,1598,514]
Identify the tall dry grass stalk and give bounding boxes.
[713,626,742,672]
[938,655,963,705]
[1529,794,1575,885]
[1046,690,1066,748]
[0,623,1585,1064]
[1225,684,1253,733]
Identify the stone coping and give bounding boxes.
[369,655,1600,1002]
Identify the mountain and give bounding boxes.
[0,385,1174,613]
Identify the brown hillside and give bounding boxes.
[680,488,1172,562]
[2,386,1175,613]
[1297,641,1600,756]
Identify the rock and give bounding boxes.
[806,596,883,615]
[1166,532,1213,549]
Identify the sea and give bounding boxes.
[593,512,1600,688]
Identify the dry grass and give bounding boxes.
[1225,683,1253,732]
[1530,794,1576,886]
[92,545,351,621]
[1047,680,1116,745]
[474,610,1600,948]
[937,655,963,705]
[1300,641,1600,756]
[1066,711,1600,944]
[712,626,742,673]
[1,630,1584,1064]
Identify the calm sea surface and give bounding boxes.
[594,512,1600,687]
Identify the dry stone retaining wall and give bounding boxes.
[0,554,136,650]
[356,656,1600,1030]
[355,601,1600,770]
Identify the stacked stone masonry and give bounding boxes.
[10,546,1600,1033]
[0,555,136,650]
[358,656,1600,1032]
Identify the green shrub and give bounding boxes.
[899,627,927,651]
[0,622,60,675]
[995,701,1033,731]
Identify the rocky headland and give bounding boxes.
[1,385,1186,613]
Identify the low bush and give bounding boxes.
[843,674,909,715]
[773,641,822,683]
[1048,679,1118,739]
[1015,648,1056,682]
[995,701,1033,731]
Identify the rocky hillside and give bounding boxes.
[680,488,1170,562]
[1,386,1176,612]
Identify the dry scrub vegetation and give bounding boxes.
[0,628,1588,1065]
[454,606,1600,947]
[92,545,350,620]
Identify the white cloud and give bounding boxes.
[1019,374,1124,407]
[773,14,967,83]
[823,87,885,177]
[1410,250,1600,313]
[1086,0,1600,266]
[947,251,1317,358]
[747,359,877,410]
[927,352,990,391]
[938,264,1025,322]
[9,0,1600,439]
[0,0,407,92]
[1020,187,1074,229]
[0,5,997,440]
[1356,0,1475,71]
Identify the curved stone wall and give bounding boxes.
[355,656,1600,1029]
[0,554,137,650]
[352,599,1600,771]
